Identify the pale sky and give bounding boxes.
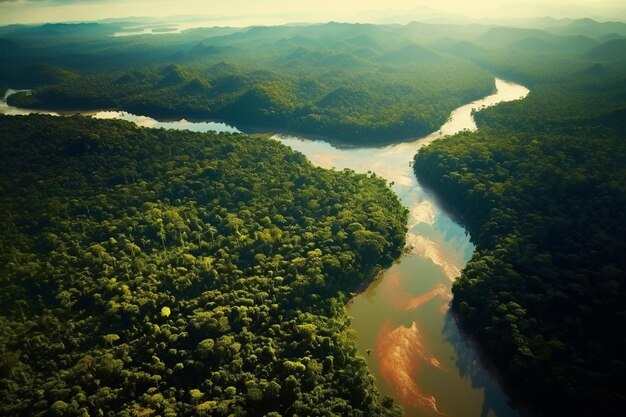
[1,0,624,26]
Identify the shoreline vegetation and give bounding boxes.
[1,22,497,145]
[413,49,626,415]
[6,78,495,146]
[0,114,408,416]
[2,17,626,417]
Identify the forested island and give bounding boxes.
[414,30,626,417]
[0,115,407,416]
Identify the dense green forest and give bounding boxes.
[4,19,626,145]
[3,16,626,417]
[0,114,408,416]
[413,33,626,416]
[0,22,497,144]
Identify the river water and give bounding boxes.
[275,79,529,417]
[1,79,529,416]
[0,90,239,133]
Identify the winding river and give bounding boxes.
[1,78,529,416]
[276,79,529,417]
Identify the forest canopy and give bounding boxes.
[413,37,626,417]
[0,114,408,416]
[3,16,626,417]
[0,21,497,144]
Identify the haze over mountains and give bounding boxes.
[3,17,625,144]
[1,0,625,27]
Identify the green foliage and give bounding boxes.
[0,114,406,417]
[4,17,626,416]
[413,47,626,416]
[13,64,80,87]
[1,22,494,144]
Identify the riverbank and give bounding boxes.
[2,91,427,146]
[5,88,489,147]
[276,78,529,417]
[1,77,530,417]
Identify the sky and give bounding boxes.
[1,0,625,26]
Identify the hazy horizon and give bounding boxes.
[1,0,626,27]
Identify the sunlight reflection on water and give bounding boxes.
[1,78,530,417]
[276,78,529,417]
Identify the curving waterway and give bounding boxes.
[0,90,239,133]
[274,79,529,417]
[2,78,529,417]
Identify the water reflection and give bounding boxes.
[378,320,442,415]
[442,313,517,417]
[0,92,239,134]
[277,78,529,417]
[378,270,449,415]
[1,79,529,417]
[0,89,58,116]
[382,270,448,312]
[410,200,437,227]
[91,111,239,133]
[406,234,462,282]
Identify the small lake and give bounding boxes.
[1,79,529,417]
